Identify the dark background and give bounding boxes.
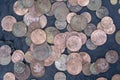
[0,0,120,80]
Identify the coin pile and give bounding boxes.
[0,0,119,80]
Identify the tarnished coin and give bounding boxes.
[3,72,15,80]
[110,0,118,5]
[24,51,34,63]
[105,50,119,64]
[30,29,46,45]
[22,0,34,8]
[12,50,24,63]
[90,63,99,75]
[39,15,47,29]
[66,12,76,24]
[115,30,120,44]
[96,77,108,80]
[55,54,67,71]
[70,15,87,32]
[95,58,109,73]
[30,59,45,77]
[78,0,90,6]
[1,15,17,32]
[45,27,60,44]
[0,45,11,55]
[82,63,91,76]
[81,12,92,23]
[12,22,27,37]
[86,39,97,50]
[0,55,11,65]
[87,0,102,11]
[55,20,67,30]
[54,72,66,80]
[84,23,96,36]
[13,1,28,16]
[91,30,107,46]
[112,74,120,80]
[14,61,26,73]
[96,6,109,19]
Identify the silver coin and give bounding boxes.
[54,72,66,80]
[0,55,11,65]
[86,39,97,50]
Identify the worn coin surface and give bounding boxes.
[3,72,15,80]
[54,72,66,80]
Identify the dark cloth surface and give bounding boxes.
[0,0,120,80]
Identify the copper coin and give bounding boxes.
[66,12,76,24]
[90,63,99,75]
[79,32,87,45]
[91,29,107,46]
[78,0,90,6]
[30,29,46,45]
[1,15,17,32]
[30,59,45,77]
[82,63,91,76]
[39,15,47,28]
[13,1,28,16]
[95,58,109,73]
[79,52,91,65]
[86,39,97,50]
[22,0,34,8]
[115,30,120,44]
[24,51,34,63]
[0,45,11,55]
[54,72,66,80]
[12,21,27,37]
[55,20,67,30]
[66,35,82,52]
[68,0,78,6]
[3,72,15,80]
[105,50,119,64]
[81,12,92,23]
[96,77,108,80]
[112,74,120,80]
[67,53,82,75]
[97,22,103,30]
[84,23,96,36]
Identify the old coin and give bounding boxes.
[96,77,108,80]
[12,21,27,37]
[22,0,34,8]
[86,39,97,50]
[1,15,17,32]
[13,1,28,16]
[70,15,87,32]
[110,0,118,5]
[105,50,119,64]
[115,30,120,44]
[66,12,76,24]
[30,59,45,77]
[96,6,109,19]
[90,63,99,75]
[84,23,96,36]
[30,29,46,45]
[3,72,15,80]
[87,0,102,11]
[81,12,92,23]
[95,58,109,73]
[55,20,67,30]
[54,72,66,80]
[78,0,90,6]
[82,63,91,76]
[55,54,67,71]
[12,50,24,63]
[39,15,47,29]
[112,74,120,80]
[91,29,107,46]
[24,51,34,63]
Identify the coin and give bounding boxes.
[55,54,67,71]
[87,0,102,11]
[105,50,119,64]
[79,52,91,65]
[86,39,97,50]
[112,74,120,80]
[24,51,34,63]
[39,15,47,29]
[79,32,87,45]
[66,24,74,32]
[12,50,24,63]
[22,0,34,8]
[118,8,120,14]
[67,53,82,75]
[82,63,91,76]
[3,72,15,80]
[0,55,11,65]
[96,77,108,80]
[70,15,87,32]
[81,12,92,23]
[66,35,82,52]
[68,0,78,6]
[0,45,11,55]
[90,63,99,75]
[66,12,76,24]
[94,58,109,73]
[96,6,109,19]
[54,72,66,80]
[115,30,120,44]
[30,29,46,45]
[110,0,118,5]
[30,59,45,77]
[84,23,96,36]
[1,15,17,32]
[25,36,32,46]
[13,1,28,16]
[55,20,67,30]
[91,29,107,46]
[78,0,90,6]
[12,21,27,37]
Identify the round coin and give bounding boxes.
[55,20,67,30]
[3,72,15,80]
[54,72,66,80]
[115,30,120,45]
[86,39,97,50]
[112,74,120,80]
[78,0,90,6]
[96,77,107,80]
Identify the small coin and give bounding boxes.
[112,74,120,80]
[115,30,120,44]
[55,54,67,71]
[54,72,66,80]
[24,51,34,63]
[110,0,118,5]
[39,15,47,29]
[1,15,17,32]
[30,29,46,45]
[22,0,34,8]
[78,0,90,6]
[90,63,99,75]
[86,39,97,50]
[13,1,28,16]
[66,12,76,24]
[91,29,107,46]
[12,21,27,37]
[12,50,24,63]
[96,77,108,80]
[3,72,15,80]
[87,0,102,11]
[96,6,109,19]
[55,20,67,30]
[105,50,119,64]
[81,12,92,23]
[82,63,91,76]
